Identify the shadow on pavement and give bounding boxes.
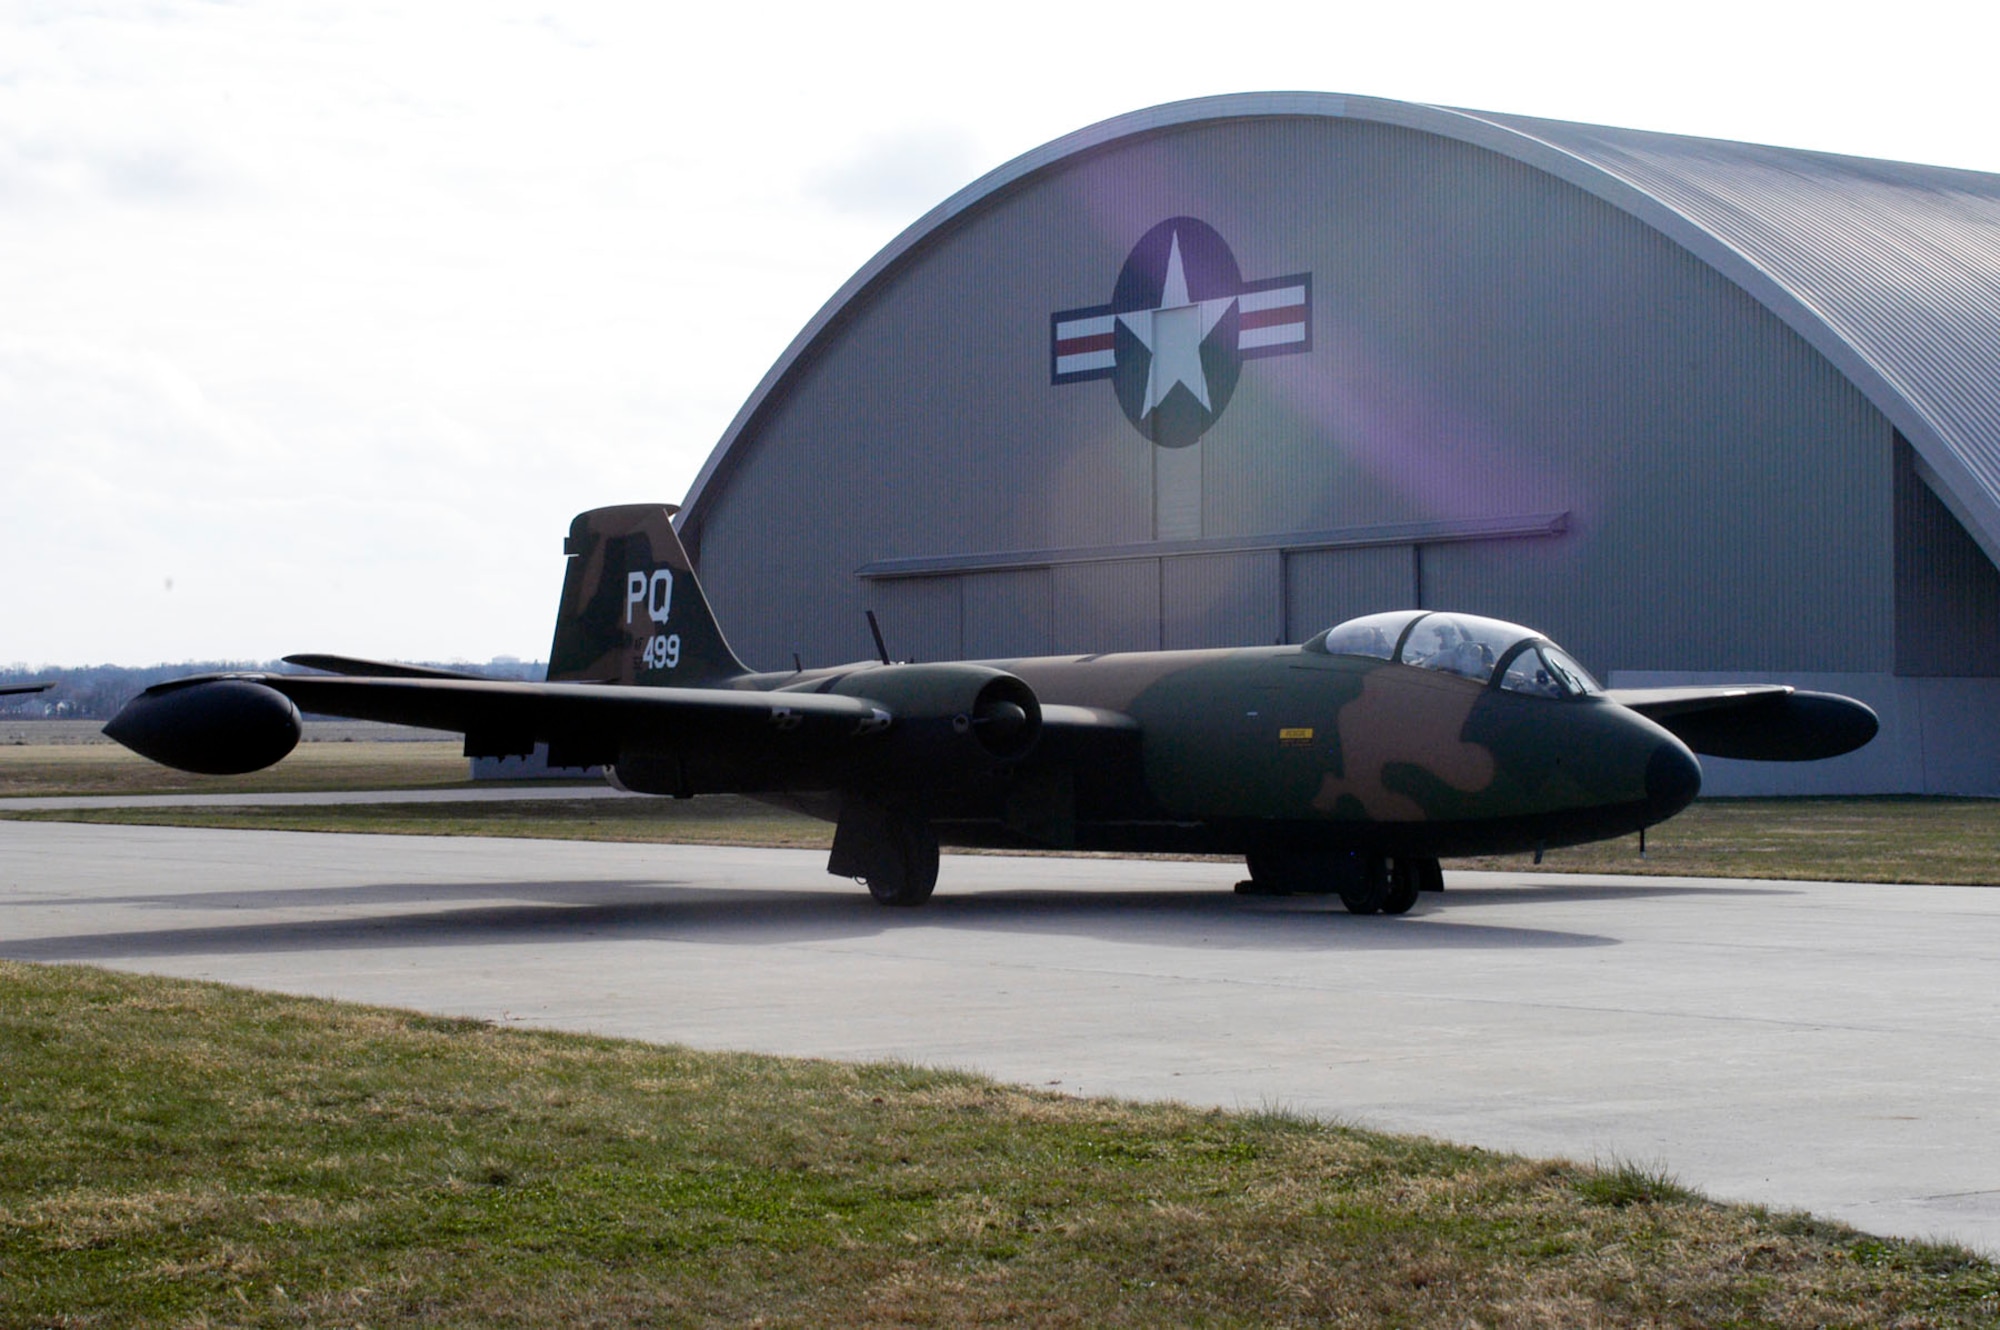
[1433,879,1796,906]
[1,874,1621,962]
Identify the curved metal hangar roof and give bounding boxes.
[683,91,2000,566]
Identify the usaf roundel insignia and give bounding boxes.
[1050,217,1311,449]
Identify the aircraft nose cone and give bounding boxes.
[1645,739,1702,820]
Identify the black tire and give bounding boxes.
[863,815,940,906]
[1379,858,1421,915]
[1339,854,1391,915]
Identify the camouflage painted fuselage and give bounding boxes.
[538,506,1697,857]
[726,642,1698,859]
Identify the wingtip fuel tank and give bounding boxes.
[104,678,302,775]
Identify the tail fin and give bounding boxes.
[546,504,748,685]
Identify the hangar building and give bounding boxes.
[676,93,2000,795]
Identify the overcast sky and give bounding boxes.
[5,0,1993,667]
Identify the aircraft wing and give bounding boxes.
[0,682,52,697]
[281,654,491,681]
[1604,685,1878,761]
[106,672,892,775]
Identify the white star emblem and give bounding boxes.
[1117,231,1237,416]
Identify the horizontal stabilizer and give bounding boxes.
[284,654,486,680]
[1606,686,1878,761]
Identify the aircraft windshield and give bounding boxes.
[1315,610,1423,660]
[1316,610,1601,696]
[1498,643,1600,697]
[1398,613,1527,684]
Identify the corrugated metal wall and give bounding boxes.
[1161,551,1283,649]
[961,570,1051,660]
[1895,435,2000,676]
[694,114,1907,679]
[1285,546,1414,637]
[1052,560,1157,654]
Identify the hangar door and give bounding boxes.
[861,541,1455,660]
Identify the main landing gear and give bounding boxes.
[828,799,940,906]
[1238,851,1443,915]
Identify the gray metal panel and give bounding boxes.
[1284,547,1415,643]
[1458,107,2000,570]
[871,576,962,665]
[1052,560,1159,655]
[1894,436,2000,677]
[1162,551,1282,650]
[962,569,1051,660]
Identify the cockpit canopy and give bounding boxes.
[1308,610,1600,698]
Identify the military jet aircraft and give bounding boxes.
[106,504,1877,916]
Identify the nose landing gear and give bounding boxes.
[1238,852,1443,915]
[1344,856,1419,916]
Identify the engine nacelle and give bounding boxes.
[103,678,303,775]
[830,663,1042,767]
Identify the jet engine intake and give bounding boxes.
[832,663,1042,764]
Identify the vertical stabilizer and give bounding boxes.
[546,504,747,685]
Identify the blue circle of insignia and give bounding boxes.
[1110,217,1245,450]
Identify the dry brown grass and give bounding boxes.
[0,740,481,797]
[1,792,839,848]
[1451,796,2000,885]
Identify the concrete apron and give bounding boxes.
[2,820,1996,1254]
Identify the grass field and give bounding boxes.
[1451,796,2000,885]
[0,793,841,849]
[3,961,1994,1328]
[0,740,480,798]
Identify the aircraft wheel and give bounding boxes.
[862,815,939,907]
[1379,858,1422,916]
[1339,854,1391,915]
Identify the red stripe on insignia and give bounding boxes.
[1239,306,1304,331]
[1056,333,1117,355]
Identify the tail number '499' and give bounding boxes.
[643,634,680,669]
[627,568,680,670]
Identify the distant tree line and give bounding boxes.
[0,659,547,721]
